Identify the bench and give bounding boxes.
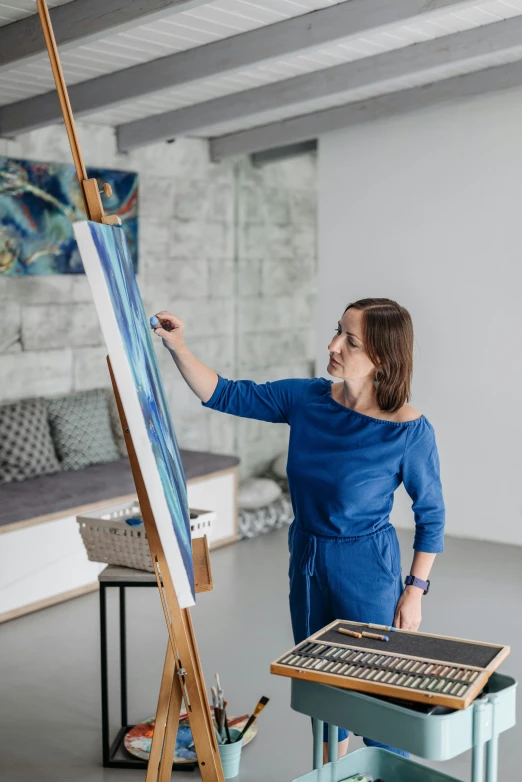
[0,450,239,623]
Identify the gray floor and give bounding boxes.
[1,528,521,782]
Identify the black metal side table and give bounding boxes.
[98,565,196,771]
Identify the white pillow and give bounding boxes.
[238,478,282,510]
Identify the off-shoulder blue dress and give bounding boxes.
[203,375,445,752]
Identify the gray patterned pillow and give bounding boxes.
[106,389,128,458]
[47,389,119,470]
[0,398,61,484]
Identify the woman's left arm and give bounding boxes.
[393,551,436,630]
[396,420,445,631]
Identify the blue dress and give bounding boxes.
[203,375,445,751]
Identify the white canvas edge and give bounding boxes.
[73,220,195,608]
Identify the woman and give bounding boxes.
[152,297,445,759]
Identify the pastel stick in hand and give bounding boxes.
[149,315,174,331]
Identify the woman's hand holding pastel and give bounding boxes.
[151,311,185,354]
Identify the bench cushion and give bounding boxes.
[0,450,239,528]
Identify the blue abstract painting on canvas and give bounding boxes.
[0,156,138,275]
[75,220,194,604]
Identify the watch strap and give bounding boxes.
[405,575,430,594]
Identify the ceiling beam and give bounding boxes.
[251,141,317,167]
[1,0,478,136]
[209,58,522,161]
[0,0,208,74]
[116,15,522,150]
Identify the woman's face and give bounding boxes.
[327,308,378,381]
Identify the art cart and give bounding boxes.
[272,621,517,782]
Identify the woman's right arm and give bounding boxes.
[151,311,218,403]
[151,310,308,424]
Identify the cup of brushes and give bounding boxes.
[215,697,269,780]
[197,674,269,779]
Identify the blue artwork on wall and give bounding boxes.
[0,156,138,276]
[73,220,194,607]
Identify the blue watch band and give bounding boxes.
[405,575,430,594]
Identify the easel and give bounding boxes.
[36,2,224,779]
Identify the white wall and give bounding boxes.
[318,88,522,547]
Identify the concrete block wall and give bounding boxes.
[235,158,317,476]
[0,124,316,478]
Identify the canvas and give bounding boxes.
[0,156,138,275]
[73,220,194,608]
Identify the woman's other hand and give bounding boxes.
[393,588,422,631]
[151,311,185,354]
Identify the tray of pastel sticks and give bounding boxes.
[271,620,510,710]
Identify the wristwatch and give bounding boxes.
[405,575,430,594]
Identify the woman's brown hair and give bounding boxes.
[344,298,414,413]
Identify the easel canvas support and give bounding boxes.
[36,2,224,779]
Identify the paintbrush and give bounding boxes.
[222,700,232,744]
[188,708,247,750]
[210,685,222,736]
[215,672,224,709]
[217,705,226,736]
[236,696,269,742]
[215,673,227,740]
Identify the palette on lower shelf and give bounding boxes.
[271,619,509,710]
[124,709,257,763]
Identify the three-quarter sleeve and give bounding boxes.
[201,375,309,425]
[401,419,445,553]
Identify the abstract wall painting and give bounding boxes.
[73,220,194,608]
[0,156,138,276]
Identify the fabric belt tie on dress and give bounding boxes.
[300,534,317,638]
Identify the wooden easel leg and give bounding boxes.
[108,363,224,782]
[182,607,218,752]
[146,642,177,782]
[148,626,218,782]
[158,652,183,782]
[154,570,224,782]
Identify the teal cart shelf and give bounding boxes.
[290,672,516,782]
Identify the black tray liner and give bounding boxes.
[313,621,501,668]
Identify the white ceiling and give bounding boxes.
[0,0,342,104]
[2,0,522,144]
[0,0,69,25]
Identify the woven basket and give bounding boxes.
[77,499,215,572]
